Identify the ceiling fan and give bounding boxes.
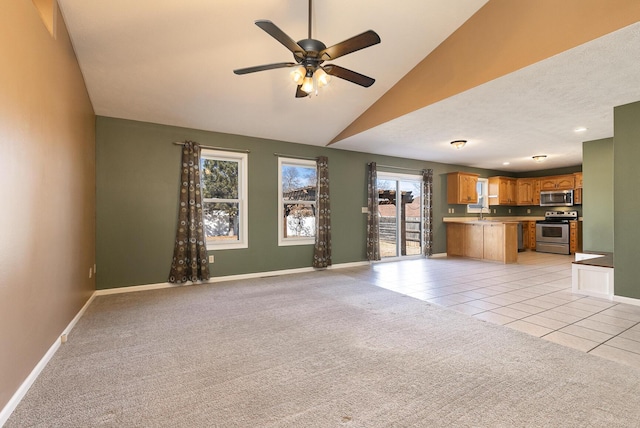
[233,0,381,98]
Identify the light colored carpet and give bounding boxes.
[7,269,640,427]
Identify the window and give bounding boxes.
[200,149,248,249]
[467,178,489,214]
[278,158,317,246]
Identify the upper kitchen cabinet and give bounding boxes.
[516,178,537,205]
[447,172,479,204]
[574,172,583,204]
[539,174,575,191]
[574,172,583,188]
[488,176,517,206]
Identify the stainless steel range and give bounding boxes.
[536,211,578,255]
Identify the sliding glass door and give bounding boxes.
[377,173,423,258]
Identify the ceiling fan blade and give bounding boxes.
[319,30,381,61]
[255,20,306,59]
[233,62,296,75]
[295,85,309,98]
[323,64,375,88]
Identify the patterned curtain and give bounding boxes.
[422,169,434,257]
[313,156,332,268]
[168,141,210,283]
[367,162,381,261]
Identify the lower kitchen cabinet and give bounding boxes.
[570,221,583,254]
[464,223,484,258]
[446,221,518,264]
[521,221,536,250]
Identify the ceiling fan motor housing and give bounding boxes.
[296,38,327,71]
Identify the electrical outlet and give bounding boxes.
[508,209,512,214]
[89,268,92,278]
[361,207,368,213]
[209,255,214,263]
[60,334,67,344]
[493,209,496,213]
[527,208,531,214]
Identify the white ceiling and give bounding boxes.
[57,1,640,172]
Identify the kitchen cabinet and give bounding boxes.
[570,221,582,254]
[483,223,505,262]
[447,172,479,204]
[521,221,536,250]
[516,178,536,205]
[488,176,517,205]
[539,175,575,191]
[573,172,583,205]
[574,172,583,188]
[445,220,518,263]
[464,223,484,258]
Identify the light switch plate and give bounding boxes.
[361,207,368,213]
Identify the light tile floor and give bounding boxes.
[342,251,640,369]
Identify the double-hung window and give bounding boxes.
[467,178,489,214]
[278,157,317,246]
[200,149,248,249]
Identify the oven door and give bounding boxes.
[536,222,569,244]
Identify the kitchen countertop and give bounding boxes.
[573,252,614,268]
[443,216,545,223]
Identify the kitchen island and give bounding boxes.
[444,219,519,264]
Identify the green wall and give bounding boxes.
[582,138,614,252]
[614,101,640,299]
[96,117,507,289]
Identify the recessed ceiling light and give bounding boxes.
[503,162,510,165]
[574,127,588,133]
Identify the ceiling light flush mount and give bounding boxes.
[574,127,588,133]
[532,155,547,162]
[233,0,380,98]
[450,140,467,149]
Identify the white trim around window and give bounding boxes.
[278,157,317,246]
[200,149,248,250]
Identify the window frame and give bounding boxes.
[200,149,248,250]
[467,177,490,214]
[278,157,317,247]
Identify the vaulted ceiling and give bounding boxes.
[57,0,640,171]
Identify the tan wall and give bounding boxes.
[0,1,95,411]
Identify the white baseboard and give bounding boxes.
[95,261,371,296]
[0,291,97,426]
[429,253,448,258]
[613,294,640,307]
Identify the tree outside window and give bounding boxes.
[278,158,317,246]
[200,150,248,249]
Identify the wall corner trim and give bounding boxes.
[0,292,97,426]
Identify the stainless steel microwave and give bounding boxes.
[540,190,573,206]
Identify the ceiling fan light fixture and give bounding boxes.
[301,71,315,94]
[532,155,547,162]
[315,68,331,87]
[290,65,306,85]
[450,140,467,150]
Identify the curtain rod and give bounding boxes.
[173,141,250,154]
[273,153,319,161]
[369,163,426,173]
